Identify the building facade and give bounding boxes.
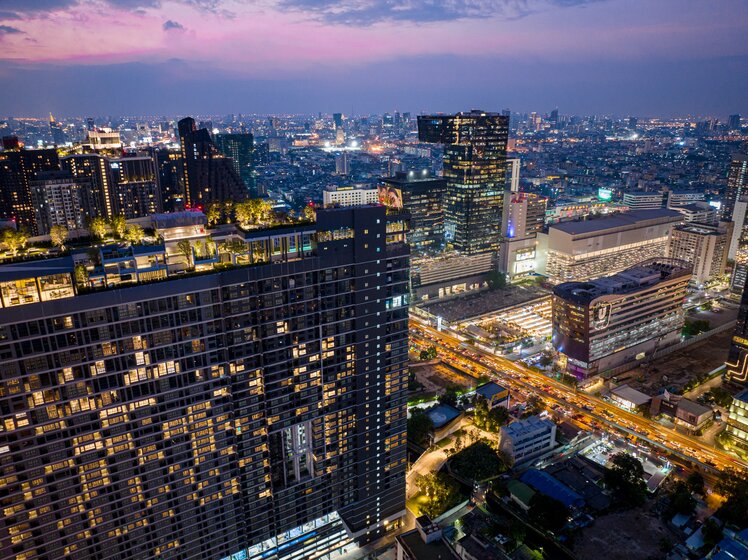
[215,132,256,196]
[546,209,681,283]
[380,172,446,256]
[727,278,748,385]
[0,205,410,560]
[109,157,163,219]
[322,186,378,207]
[622,191,663,210]
[725,391,748,451]
[499,416,557,464]
[29,170,84,234]
[499,191,548,282]
[417,111,509,256]
[723,154,748,221]
[178,117,247,208]
[552,258,692,378]
[667,222,731,285]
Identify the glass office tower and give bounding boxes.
[417,111,509,255]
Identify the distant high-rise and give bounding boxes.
[49,113,66,145]
[729,114,742,131]
[178,117,247,208]
[152,147,185,212]
[29,170,83,234]
[86,117,96,131]
[333,113,343,129]
[628,116,638,129]
[550,108,559,125]
[61,154,115,219]
[335,152,350,176]
[109,156,163,218]
[723,154,748,220]
[216,132,257,196]
[417,110,509,255]
[0,147,60,234]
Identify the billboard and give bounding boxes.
[378,185,403,209]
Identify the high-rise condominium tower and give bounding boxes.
[178,117,247,208]
[722,153,748,221]
[417,110,509,255]
[0,205,410,560]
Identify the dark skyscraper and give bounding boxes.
[0,205,410,560]
[380,171,446,255]
[729,114,742,131]
[178,117,247,208]
[333,113,343,129]
[417,110,509,255]
[723,153,748,220]
[0,147,60,234]
[728,279,748,385]
[153,147,185,212]
[216,132,257,196]
[49,113,66,145]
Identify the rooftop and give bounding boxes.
[475,382,509,400]
[549,208,681,236]
[553,257,692,304]
[397,529,456,560]
[676,398,712,418]
[611,384,652,406]
[502,415,555,439]
[425,403,461,429]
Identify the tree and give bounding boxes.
[702,300,714,311]
[74,263,89,287]
[206,203,222,226]
[708,387,733,408]
[222,200,235,223]
[110,215,127,238]
[668,481,696,515]
[474,396,509,432]
[438,387,458,408]
[686,471,706,496]
[701,519,723,553]
[487,270,507,289]
[123,224,145,245]
[407,409,433,448]
[450,441,508,482]
[49,224,69,250]
[176,240,193,269]
[302,204,316,222]
[604,452,647,505]
[715,469,748,526]
[538,351,554,368]
[221,239,247,257]
[427,346,437,360]
[522,395,544,419]
[2,228,28,255]
[415,472,461,519]
[528,494,570,533]
[89,217,108,240]
[419,349,430,361]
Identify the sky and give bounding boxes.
[0,0,746,117]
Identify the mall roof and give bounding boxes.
[550,208,681,236]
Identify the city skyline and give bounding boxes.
[0,0,746,116]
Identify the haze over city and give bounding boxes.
[1,0,747,116]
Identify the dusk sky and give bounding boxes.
[0,0,746,117]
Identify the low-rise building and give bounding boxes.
[610,384,652,412]
[396,516,457,560]
[500,416,557,464]
[475,382,510,410]
[424,403,464,444]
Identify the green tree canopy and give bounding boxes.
[528,494,570,533]
[49,224,69,249]
[110,215,127,238]
[604,452,647,506]
[88,217,108,240]
[407,409,433,448]
[415,472,461,519]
